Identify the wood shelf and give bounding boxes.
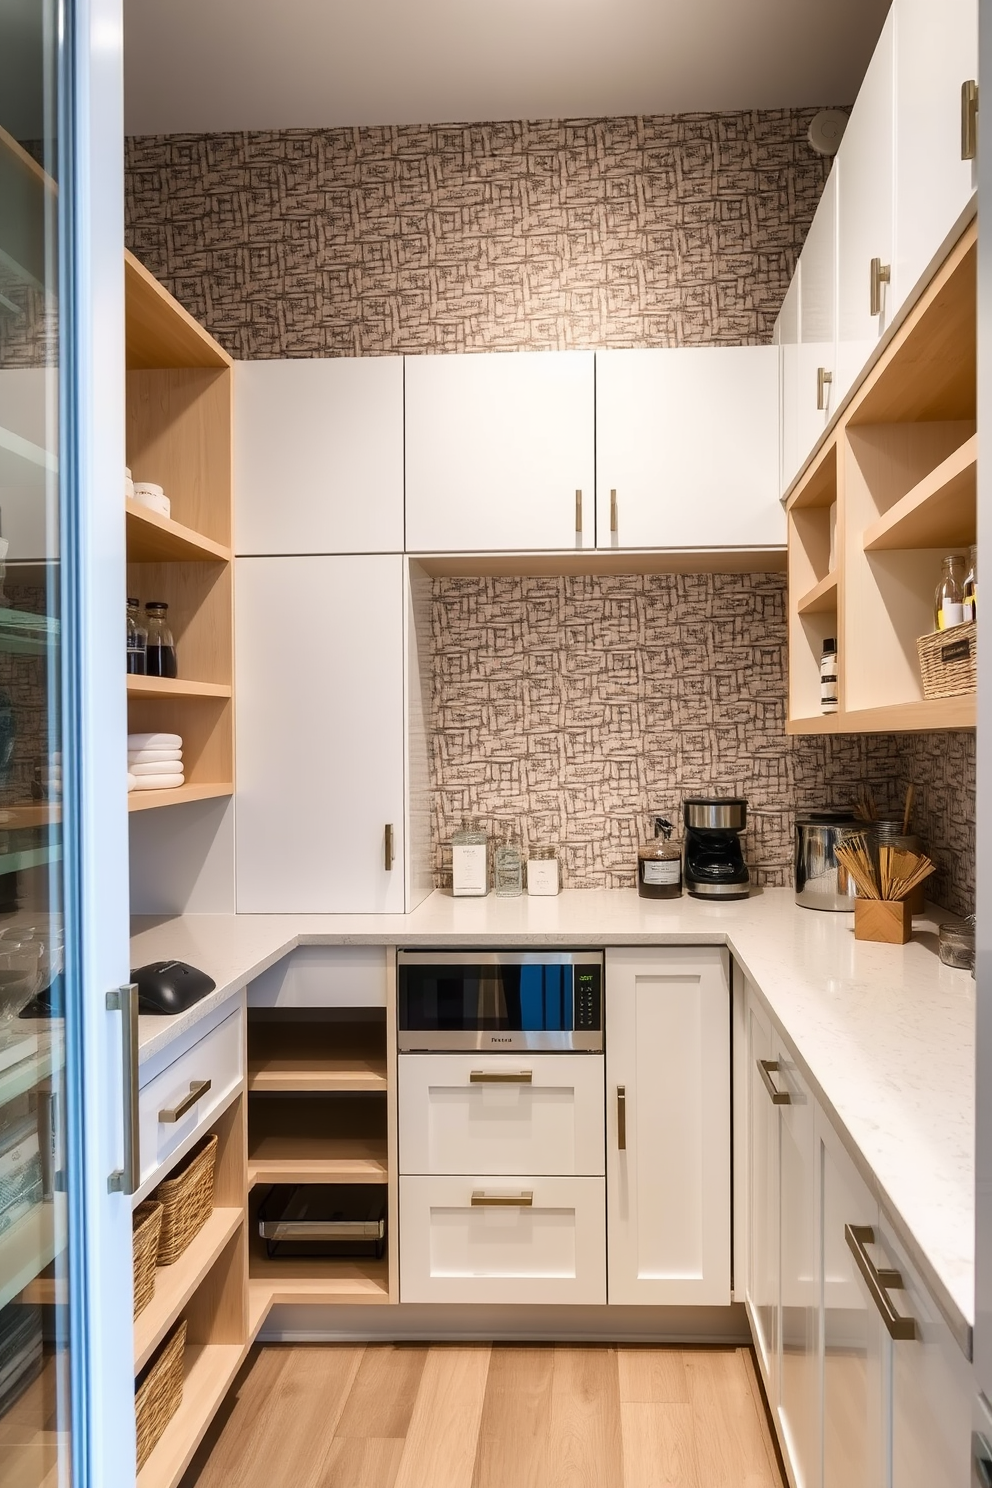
[248,1021,388,1094]
[787,694,976,735]
[126,676,231,700]
[787,439,837,512]
[135,1342,246,1488]
[126,500,232,564]
[134,1208,244,1374]
[125,251,232,373]
[863,434,977,552]
[128,783,234,814]
[1,1196,65,1312]
[247,1137,389,1189]
[247,1254,390,1311]
[795,571,838,616]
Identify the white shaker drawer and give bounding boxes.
[138,1010,243,1187]
[399,1175,606,1304]
[398,1054,605,1177]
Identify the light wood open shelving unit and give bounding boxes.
[786,219,978,734]
[125,250,235,812]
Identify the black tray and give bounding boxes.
[257,1184,387,1260]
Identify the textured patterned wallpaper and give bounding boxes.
[431,574,975,915]
[124,110,832,358]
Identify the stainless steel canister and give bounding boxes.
[794,812,865,910]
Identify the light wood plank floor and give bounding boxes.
[181,1345,784,1488]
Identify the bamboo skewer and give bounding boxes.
[836,835,936,903]
[901,784,915,837]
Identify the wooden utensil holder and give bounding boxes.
[854,898,912,945]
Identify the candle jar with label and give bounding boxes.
[451,820,488,897]
[526,844,560,896]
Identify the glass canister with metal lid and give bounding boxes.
[794,809,864,910]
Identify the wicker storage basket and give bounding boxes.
[152,1133,218,1266]
[917,621,977,699]
[134,1318,186,1470]
[132,1200,163,1319]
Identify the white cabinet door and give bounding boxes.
[398,1054,605,1177]
[234,358,404,555]
[234,554,406,913]
[819,1111,888,1488]
[893,0,977,313]
[606,947,731,1306]
[777,1041,820,1488]
[405,351,595,552]
[746,985,780,1404]
[399,1174,607,1304]
[595,348,781,549]
[835,11,896,405]
[797,164,838,463]
[883,1214,973,1488]
[777,271,801,494]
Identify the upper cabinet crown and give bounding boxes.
[404,350,595,553]
[234,357,405,555]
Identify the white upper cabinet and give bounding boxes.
[404,350,595,552]
[892,0,977,311]
[234,553,406,914]
[797,164,838,466]
[595,348,781,549]
[606,947,731,1307]
[234,357,404,555]
[835,11,895,405]
[776,271,801,495]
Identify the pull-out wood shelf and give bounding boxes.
[247,1094,388,1188]
[248,1020,388,1094]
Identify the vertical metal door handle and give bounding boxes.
[758,1058,791,1105]
[385,823,394,871]
[844,1223,917,1340]
[575,489,582,535]
[617,1084,626,1149]
[962,80,979,161]
[816,366,833,411]
[106,983,140,1195]
[870,257,890,317]
[610,489,618,536]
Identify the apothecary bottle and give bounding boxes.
[820,638,838,714]
[126,597,147,675]
[935,555,966,631]
[494,834,524,897]
[452,820,488,897]
[964,545,978,622]
[144,601,178,678]
[637,817,682,899]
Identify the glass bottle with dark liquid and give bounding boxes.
[637,816,683,899]
[126,597,146,674]
[144,601,178,679]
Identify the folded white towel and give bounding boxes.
[128,750,182,765]
[127,773,137,792]
[130,760,184,778]
[131,773,185,791]
[127,732,182,750]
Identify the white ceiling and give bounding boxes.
[123,0,891,136]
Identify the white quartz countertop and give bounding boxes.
[130,886,975,1351]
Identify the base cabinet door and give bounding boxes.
[746,985,780,1405]
[404,350,595,552]
[606,948,731,1306]
[778,1041,820,1488]
[595,348,781,549]
[398,1175,606,1304]
[234,554,406,912]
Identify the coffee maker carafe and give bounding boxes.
[683,797,750,900]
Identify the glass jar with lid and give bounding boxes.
[144,601,177,678]
[451,820,488,897]
[494,833,524,897]
[126,597,146,674]
[935,555,966,631]
[526,843,560,896]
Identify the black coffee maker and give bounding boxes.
[683,797,750,900]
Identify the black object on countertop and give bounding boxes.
[132,960,216,1015]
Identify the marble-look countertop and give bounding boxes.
[131,886,975,1352]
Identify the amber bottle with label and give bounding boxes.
[637,817,683,900]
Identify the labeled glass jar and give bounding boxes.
[126,597,147,675]
[527,844,560,896]
[964,544,978,622]
[935,555,966,631]
[451,820,488,897]
[637,817,682,899]
[494,835,524,897]
[820,638,838,714]
[144,601,177,679]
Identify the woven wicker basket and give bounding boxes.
[132,1200,163,1319]
[134,1318,186,1470]
[153,1133,218,1266]
[917,621,977,699]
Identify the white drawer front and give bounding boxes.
[399,1175,606,1303]
[138,1009,243,1186]
[398,1054,605,1177]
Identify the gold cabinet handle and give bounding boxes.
[385,823,394,871]
[471,1191,534,1207]
[610,488,618,536]
[816,366,833,411]
[575,489,582,535]
[962,79,979,161]
[158,1078,211,1124]
[617,1084,627,1150]
[845,1224,917,1340]
[758,1059,790,1105]
[870,257,891,317]
[470,1069,533,1083]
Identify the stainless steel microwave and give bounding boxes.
[396,949,604,1052]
